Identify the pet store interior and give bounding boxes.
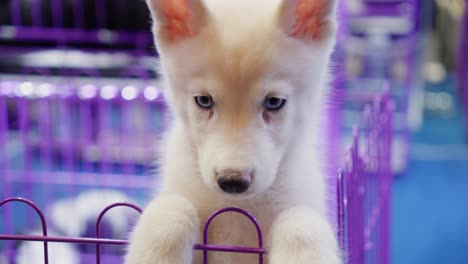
[0,0,467,263]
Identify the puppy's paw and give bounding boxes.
[125,194,200,264]
[269,207,341,264]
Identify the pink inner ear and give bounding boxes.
[159,0,193,40]
[291,0,329,39]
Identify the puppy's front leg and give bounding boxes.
[269,207,341,264]
[125,194,199,264]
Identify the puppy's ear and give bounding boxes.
[146,0,208,42]
[278,0,337,41]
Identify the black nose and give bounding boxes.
[216,169,252,194]
[218,178,251,194]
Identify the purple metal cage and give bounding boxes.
[0,90,394,264]
[1,1,395,263]
[336,0,422,174]
[337,92,394,264]
[0,0,152,46]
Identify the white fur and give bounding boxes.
[49,190,137,238]
[126,0,341,263]
[16,230,80,264]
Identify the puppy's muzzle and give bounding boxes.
[216,169,252,194]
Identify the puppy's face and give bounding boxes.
[147,0,336,199]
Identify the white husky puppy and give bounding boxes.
[126,0,341,263]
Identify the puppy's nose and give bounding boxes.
[216,169,252,194]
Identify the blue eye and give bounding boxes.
[264,96,286,111]
[195,95,214,109]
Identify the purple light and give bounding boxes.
[143,86,159,101]
[100,85,118,100]
[15,82,34,97]
[0,81,15,95]
[78,84,97,99]
[121,86,138,101]
[37,83,54,97]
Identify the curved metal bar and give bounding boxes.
[0,197,49,264]
[200,207,266,264]
[95,202,143,238]
[95,202,142,264]
[0,234,128,245]
[193,244,267,255]
[336,169,345,250]
[0,198,271,263]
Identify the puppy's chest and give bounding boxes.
[194,210,274,264]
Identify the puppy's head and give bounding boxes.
[147,0,337,199]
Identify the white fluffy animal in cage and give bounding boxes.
[48,190,137,238]
[13,190,138,264]
[16,230,80,264]
[126,0,341,263]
